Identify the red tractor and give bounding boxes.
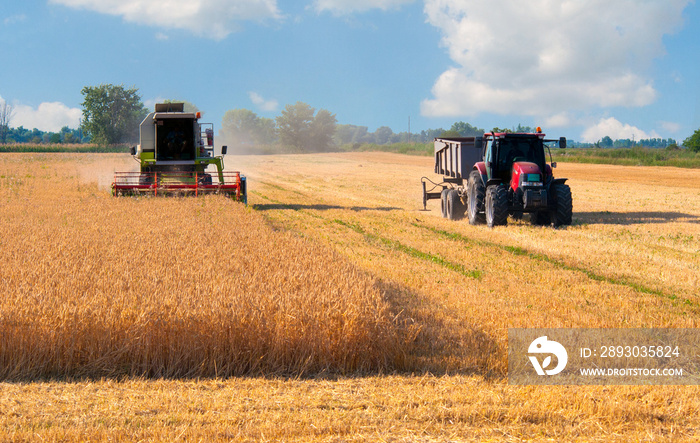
[422,129,572,227]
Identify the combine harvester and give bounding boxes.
[112,103,246,202]
[421,128,571,227]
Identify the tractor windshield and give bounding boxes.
[496,137,545,173]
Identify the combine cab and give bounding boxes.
[112,103,247,202]
[422,129,571,227]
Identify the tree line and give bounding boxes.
[1,125,85,144]
[2,84,699,153]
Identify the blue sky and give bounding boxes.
[1,0,698,143]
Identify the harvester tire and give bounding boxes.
[447,189,464,220]
[139,173,153,186]
[467,171,486,225]
[199,173,213,186]
[440,189,450,218]
[485,185,508,228]
[553,183,573,227]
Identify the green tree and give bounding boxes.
[0,100,14,144]
[309,108,337,151]
[256,117,277,145]
[450,121,484,137]
[220,109,277,148]
[440,129,462,138]
[221,109,261,146]
[374,126,393,145]
[276,102,315,150]
[492,127,512,134]
[514,123,535,133]
[601,136,613,148]
[80,84,148,145]
[276,102,337,152]
[683,128,700,153]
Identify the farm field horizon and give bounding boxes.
[1,152,699,441]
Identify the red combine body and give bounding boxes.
[422,130,572,227]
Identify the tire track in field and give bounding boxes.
[251,190,483,279]
[251,178,698,310]
[414,222,699,309]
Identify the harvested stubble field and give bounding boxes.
[1,152,700,441]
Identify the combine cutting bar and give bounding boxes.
[112,171,246,202]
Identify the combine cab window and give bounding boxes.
[156,119,195,161]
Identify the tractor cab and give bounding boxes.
[484,133,547,184]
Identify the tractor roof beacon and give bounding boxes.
[111,102,247,202]
[421,129,571,227]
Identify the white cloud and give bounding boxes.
[248,92,278,112]
[543,112,572,128]
[11,101,82,132]
[660,121,681,134]
[581,117,659,143]
[421,0,691,121]
[313,0,415,14]
[49,0,282,40]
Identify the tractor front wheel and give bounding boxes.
[486,185,508,228]
[553,183,573,227]
[467,171,486,225]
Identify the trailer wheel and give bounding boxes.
[486,185,508,228]
[467,171,485,225]
[553,183,573,227]
[440,189,449,218]
[447,189,464,220]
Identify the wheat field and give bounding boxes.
[0,153,413,380]
[1,152,699,441]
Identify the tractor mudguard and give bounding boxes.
[545,177,568,193]
[545,177,569,207]
[474,162,488,187]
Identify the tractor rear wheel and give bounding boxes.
[486,185,508,227]
[467,171,486,225]
[553,183,573,227]
[447,189,464,220]
[440,189,450,218]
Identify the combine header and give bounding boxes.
[421,128,571,227]
[112,103,246,202]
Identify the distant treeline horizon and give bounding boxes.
[0,120,681,150]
